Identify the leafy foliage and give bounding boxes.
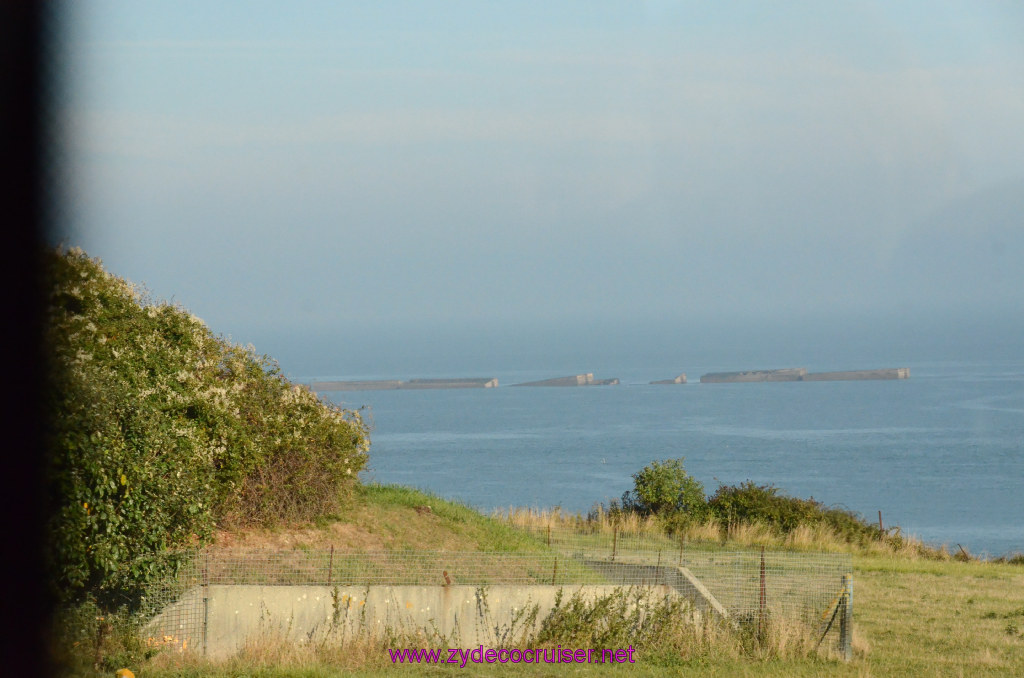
[617,458,887,545]
[708,481,889,545]
[45,247,369,604]
[534,587,699,654]
[620,458,709,524]
[708,481,821,532]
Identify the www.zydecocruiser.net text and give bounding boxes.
[389,646,637,666]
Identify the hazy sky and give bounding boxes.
[55,1,1024,373]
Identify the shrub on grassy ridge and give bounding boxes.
[45,247,369,604]
[620,458,709,525]
[708,482,821,532]
[708,480,886,545]
[616,459,886,545]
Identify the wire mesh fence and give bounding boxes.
[527,526,853,657]
[525,526,852,620]
[137,529,853,658]
[137,554,205,655]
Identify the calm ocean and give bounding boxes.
[316,358,1024,557]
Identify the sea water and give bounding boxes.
[317,359,1024,557]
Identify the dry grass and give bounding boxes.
[214,520,390,551]
[497,506,954,561]
[215,484,545,554]
[144,632,396,673]
[851,555,1024,676]
[725,521,777,546]
[62,489,1024,677]
[502,506,663,535]
[72,498,1024,678]
[139,590,830,676]
[132,556,1024,678]
[224,496,953,564]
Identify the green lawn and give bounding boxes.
[93,555,1021,678]
[59,488,1024,677]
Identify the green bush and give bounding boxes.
[534,587,696,654]
[708,481,820,532]
[708,481,885,544]
[615,460,886,545]
[45,247,370,605]
[621,458,709,524]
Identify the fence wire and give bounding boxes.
[136,554,204,654]
[137,529,852,657]
[524,526,852,625]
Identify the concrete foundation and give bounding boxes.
[651,374,687,384]
[146,583,693,659]
[800,368,909,381]
[512,374,618,387]
[310,378,498,391]
[700,367,910,383]
[700,368,807,383]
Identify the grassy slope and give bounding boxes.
[214,484,548,554]
[852,556,1024,676]
[136,486,1024,678]
[139,559,1024,678]
[142,560,1024,678]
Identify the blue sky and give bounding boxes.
[55,1,1024,373]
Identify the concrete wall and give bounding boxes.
[513,374,594,387]
[310,378,497,391]
[310,380,404,391]
[146,584,690,659]
[700,368,807,383]
[700,367,909,383]
[800,368,909,381]
[403,378,498,389]
[581,562,729,619]
[651,374,687,384]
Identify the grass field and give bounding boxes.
[62,487,1024,677]
[121,557,1022,678]
[214,484,549,554]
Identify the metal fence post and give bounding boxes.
[758,547,767,641]
[202,549,209,657]
[839,573,853,661]
[134,542,853,659]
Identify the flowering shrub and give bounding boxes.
[45,248,369,603]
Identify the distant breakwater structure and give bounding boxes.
[511,373,620,387]
[699,367,909,383]
[309,378,498,392]
[308,373,620,392]
[307,368,908,392]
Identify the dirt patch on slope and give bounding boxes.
[214,521,388,551]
